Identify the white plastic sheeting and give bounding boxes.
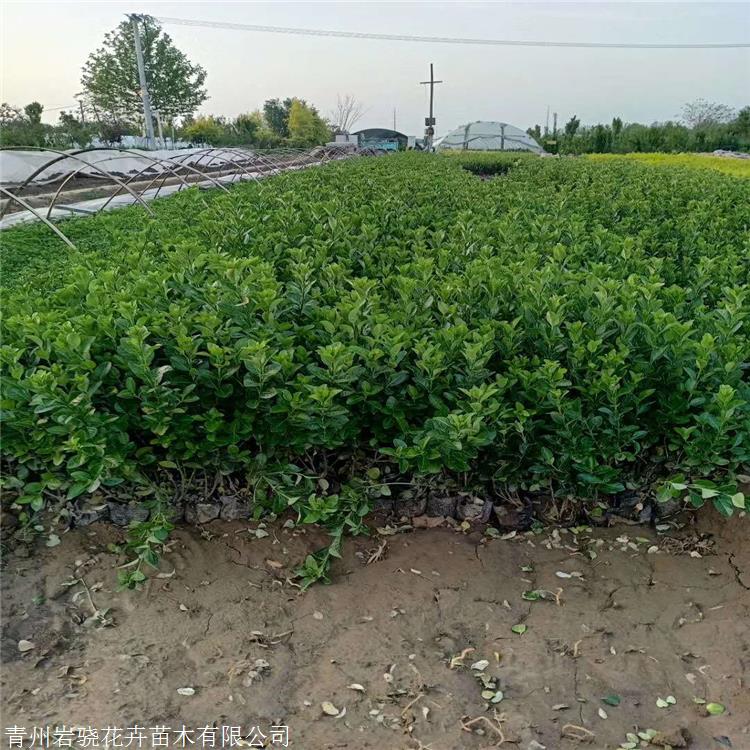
[0,148,263,185]
[0,145,371,240]
[435,121,543,153]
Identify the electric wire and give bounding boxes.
[156,16,750,50]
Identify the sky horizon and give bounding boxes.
[1,1,748,136]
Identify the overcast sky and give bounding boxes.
[2,1,748,135]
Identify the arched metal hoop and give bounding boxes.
[0,144,376,248]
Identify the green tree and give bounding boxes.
[731,106,750,137]
[527,124,542,141]
[0,101,47,146]
[233,112,262,143]
[56,111,96,148]
[24,102,43,125]
[0,102,23,125]
[81,15,207,124]
[592,124,612,152]
[181,115,226,145]
[564,115,580,138]
[263,98,292,138]
[287,99,329,146]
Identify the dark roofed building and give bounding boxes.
[353,128,409,151]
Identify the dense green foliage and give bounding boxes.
[529,105,750,154]
[0,102,107,149]
[2,153,749,574]
[179,98,330,148]
[81,16,207,123]
[0,94,331,150]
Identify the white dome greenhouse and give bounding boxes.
[435,121,543,153]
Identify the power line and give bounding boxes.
[156,16,750,49]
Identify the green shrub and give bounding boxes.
[2,153,748,581]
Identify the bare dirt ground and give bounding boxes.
[2,514,749,750]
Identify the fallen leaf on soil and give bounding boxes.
[347,683,365,692]
[598,708,608,720]
[321,701,339,716]
[18,640,35,652]
[656,695,676,708]
[265,559,283,569]
[552,703,569,710]
[470,659,489,671]
[177,687,195,696]
[511,624,527,635]
[706,702,726,715]
[602,694,621,706]
[313,611,323,620]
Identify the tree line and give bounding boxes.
[0,96,337,149]
[529,100,750,155]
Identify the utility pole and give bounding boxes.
[130,14,156,149]
[154,109,165,148]
[553,112,558,137]
[393,108,397,131]
[545,105,550,137]
[419,63,443,151]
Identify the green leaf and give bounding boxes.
[706,702,726,715]
[511,624,527,635]
[66,481,90,500]
[713,495,735,518]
